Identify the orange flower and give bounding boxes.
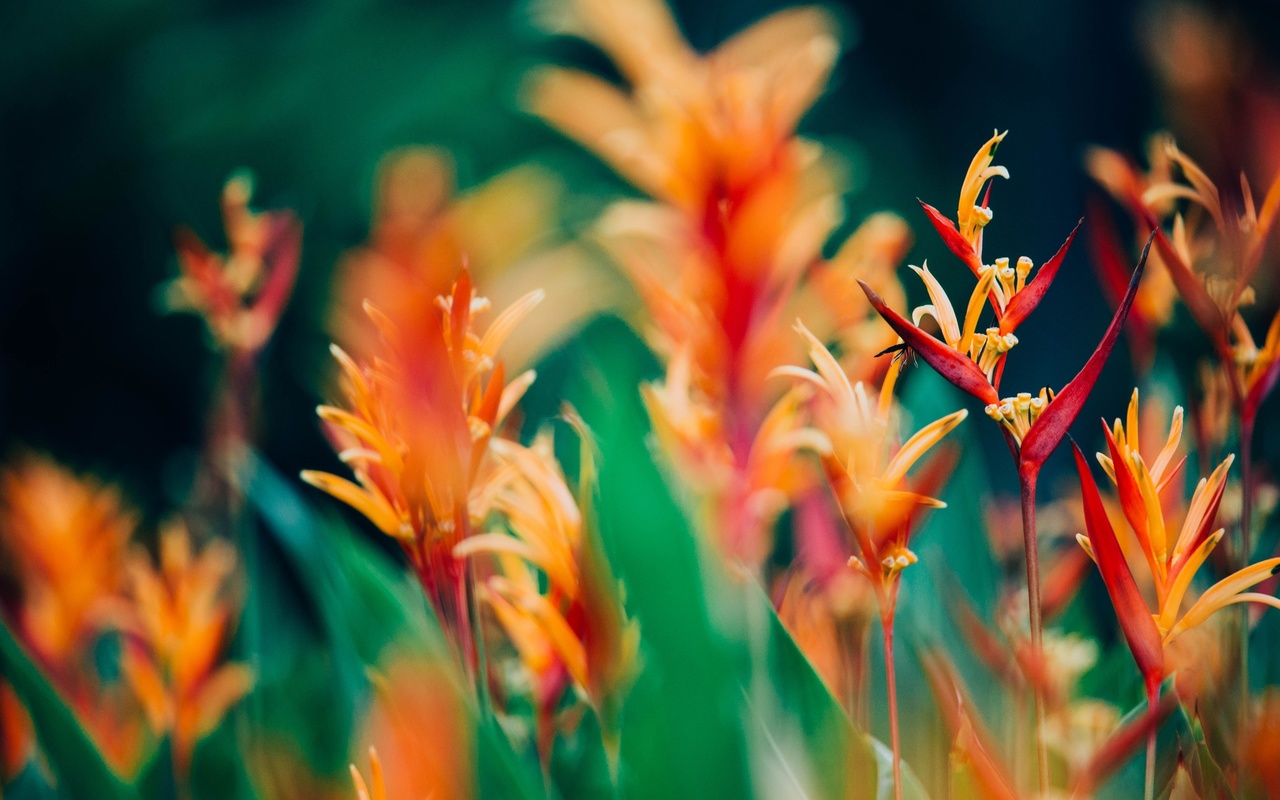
[115,523,253,776]
[0,455,149,774]
[1073,389,1280,696]
[454,413,638,770]
[164,173,301,356]
[529,0,912,568]
[302,271,542,659]
[353,653,473,800]
[775,322,965,604]
[0,455,133,666]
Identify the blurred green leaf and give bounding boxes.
[0,616,134,800]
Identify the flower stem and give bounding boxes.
[881,614,903,800]
[1144,685,1158,800]
[1019,467,1049,796]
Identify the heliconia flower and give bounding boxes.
[164,173,301,355]
[1071,392,1280,689]
[114,522,253,776]
[355,654,473,800]
[1091,136,1280,418]
[529,0,914,571]
[0,455,134,667]
[301,271,542,651]
[454,412,638,771]
[0,455,150,774]
[860,231,1149,473]
[773,321,965,600]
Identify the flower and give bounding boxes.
[1071,389,1280,698]
[0,454,147,774]
[115,522,253,775]
[302,271,542,647]
[774,322,965,606]
[164,173,301,355]
[861,132,1152,473]
[0,455,133,666]
[454,413,638,769]
[529,0,914,569]
[1092,136,1280,421]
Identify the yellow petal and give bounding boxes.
[908,264,960,347]
[299,471,404,537]
[1166,558,1280,644]
[1159,530,1222,635]
[881,409,967,488]
[479,290,545,363]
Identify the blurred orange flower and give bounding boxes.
[0,454,147,774]
[455,413,638,769]
[114,522,253,776]
[529,0,911,569]
[303,270,542,675]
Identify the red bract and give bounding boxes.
[1016,232,1153,472]
[998,220,1080,335]
[1071,441,1164,697]
[919,199,984,277]
[856,279,998,405]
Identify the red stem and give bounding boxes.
[1143,685,1158,800]
[1019,467,1049,795]
[881,612,902,800]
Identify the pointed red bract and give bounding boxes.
[1000,220,1081,335]
[857,279,999,405]
[1246,357,1280,421]
[1072,442,1164,693]
[251,211,302,328]
[1149,225,1229,351]
[1087,200,1155,369]
[918,200,983,276]
[1018,233,1152,470]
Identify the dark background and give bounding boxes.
[1,0,1275,523]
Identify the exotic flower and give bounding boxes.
[530,0,913,570]
[1072,389,1280,699]
[0,455,147,774]
[302,271,541,662]
[862,132,1150,471]
[350,749,386,800]
[0,455,133,665]
[115,522,253,776]
[777,321,963,800]
[775,322,965,591]
[454,414,638,771]
[165,173,301,355]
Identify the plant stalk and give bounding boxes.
[1144,686,1158,800]
[1019,467,1049,796]
[882,613,903,800]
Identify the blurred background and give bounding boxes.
[5,0,1278,517]
[3,1,1280,796]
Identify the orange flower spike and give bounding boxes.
[957,130,1010,250]
[774,321,966,579]
[119,523,253,776]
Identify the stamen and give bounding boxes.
[1015,256,1033,293]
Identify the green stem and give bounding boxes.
[1019,467,1049,796]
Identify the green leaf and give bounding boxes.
[0,616,134,800]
